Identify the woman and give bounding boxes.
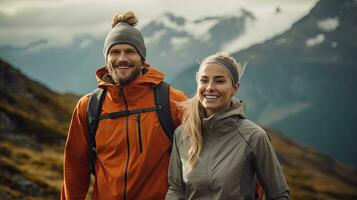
[166,53,290,200]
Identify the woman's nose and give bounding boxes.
[206,81,215,91]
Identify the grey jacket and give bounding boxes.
[166,101,290,200]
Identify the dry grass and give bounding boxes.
[270,130,357,200]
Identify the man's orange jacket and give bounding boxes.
[61,65,187,200]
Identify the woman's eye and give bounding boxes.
[200,79,208,83]
[216,80,226,84]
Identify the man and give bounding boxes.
[61,11,187,200]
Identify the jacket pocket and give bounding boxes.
[136,113,143,153]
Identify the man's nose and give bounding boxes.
[118,52,129,61]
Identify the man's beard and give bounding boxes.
[109,60,142,85]
[119,66,141,85]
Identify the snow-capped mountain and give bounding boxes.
[0,7,311,94]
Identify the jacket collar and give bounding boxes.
[202,98,246,132]
[95,64,164,104]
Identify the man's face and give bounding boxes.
[107,44,143,84]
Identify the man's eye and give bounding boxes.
[109,51,119,55]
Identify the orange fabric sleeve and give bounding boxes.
[61,94,91,200]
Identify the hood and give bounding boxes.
[202,98,246,131]
[95,64,164,104]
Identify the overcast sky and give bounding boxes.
[0,0,318,48]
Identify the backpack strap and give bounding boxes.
[154,81,175,140]
[87,88,106,175]
[98,106,160,120]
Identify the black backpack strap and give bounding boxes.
[98,106,160,120]
[87,88,106,175]
[154,81,175,140]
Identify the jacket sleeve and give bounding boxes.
[61,95,91,200]
[165,130,186,200]
[169,87,188,127]
[253,130,290,200]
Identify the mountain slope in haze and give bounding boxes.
[0,58,78,199]
[173,0,357,166]
[0,58,357,199]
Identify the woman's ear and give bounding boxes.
[231,82,240,97]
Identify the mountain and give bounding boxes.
[0,58,356,199]
[0,58,78,199]
[0,7,302,94]
[173,0,357,166]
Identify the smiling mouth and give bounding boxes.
[116,66,130,69]
[114,63,134,69]
[204,94,219,99]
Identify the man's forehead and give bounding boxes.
[110,43,137,51]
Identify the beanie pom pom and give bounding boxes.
[112,10,138,28]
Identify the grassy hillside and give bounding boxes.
[0,58,78,199]
[268,128,357,199]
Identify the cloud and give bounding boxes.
[0,23,109,49]
[305,34,325,47]
[221,4,316,53]
[317,17,340,32]
[79,38,92,49]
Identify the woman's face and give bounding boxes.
[197,63,239,117]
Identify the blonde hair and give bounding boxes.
[182,52,241,172]
[112,10,138,28]
[180,95,204,172]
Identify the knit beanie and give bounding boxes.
[103,11,146,61]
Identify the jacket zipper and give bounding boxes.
[119,86,130,200]
[136,113,143,153]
